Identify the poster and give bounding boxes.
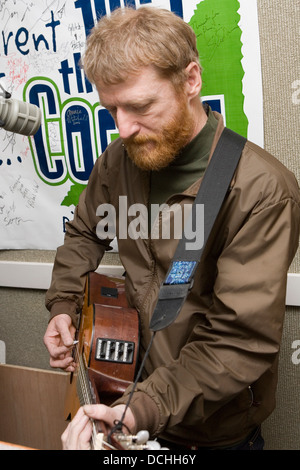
[0,0,263,249]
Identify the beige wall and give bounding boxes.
[0,0,299,450]
[256,0,300,450]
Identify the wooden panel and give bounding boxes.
[0,364,69,450]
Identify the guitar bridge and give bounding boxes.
[95,337,135,364]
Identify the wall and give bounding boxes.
[0,0,299,450]
[255,0,300,450]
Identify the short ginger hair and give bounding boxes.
[82,6,201,90]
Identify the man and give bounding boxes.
[44,7,300,450]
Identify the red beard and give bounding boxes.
[124,97,194,171]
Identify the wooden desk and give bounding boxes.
[0,364,69,450]
[0,441,34,450]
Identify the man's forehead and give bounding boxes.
[96,65,171,106]
[97,83,161,109]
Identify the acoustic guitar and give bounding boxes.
[64,271,142,449]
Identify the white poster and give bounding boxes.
[0,0,263,249]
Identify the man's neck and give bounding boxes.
[189,98,209,142]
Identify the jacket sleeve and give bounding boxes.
[114,194,300,437]
[45,155,112,326]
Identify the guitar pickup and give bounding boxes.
[95,337,135,364]
[101,286,118,298]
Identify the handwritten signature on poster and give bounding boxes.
[0,174,39,227]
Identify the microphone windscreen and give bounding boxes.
[0,97,41,136]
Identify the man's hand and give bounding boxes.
[61,404,136,450]
[43,314,76,371]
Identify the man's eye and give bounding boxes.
[132,104,151,114]
[106,103,152,117]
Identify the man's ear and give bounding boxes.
[185,62,202,100]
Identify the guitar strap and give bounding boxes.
[149,127,247,331]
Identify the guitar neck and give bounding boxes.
[74,349,117,450]
[76,352,97,407]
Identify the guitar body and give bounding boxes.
[64,272,140,421]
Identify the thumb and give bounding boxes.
[56,314,75,347]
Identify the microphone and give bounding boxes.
[0,95,41,136]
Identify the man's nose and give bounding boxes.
[116,108,140,140]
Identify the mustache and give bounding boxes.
[123,133,161,147]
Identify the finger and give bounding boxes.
[49,355,76,371]
[47,343,73,358]
[62,411,92,450]
[53,319,75,348]
[62,408,91,450]
[83,404,126,431]
[59,326,76,348]
[64,365,76,373]
[71,408,93,450]
[44,315,75,351]
[61,422,72,449]
[82,405,110,436]
[83,404,111,422]
[44,329,71,356]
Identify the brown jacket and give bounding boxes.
[46,113,300,447]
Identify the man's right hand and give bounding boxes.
[43,314,76,371]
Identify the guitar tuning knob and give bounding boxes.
[145,440,161,450]
[135,430,150,445]
[113,430,169,450]
[135,431,170,450]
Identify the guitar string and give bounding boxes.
[73,343,99,449]
[72,343,116,450]
[108,330,156,440]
